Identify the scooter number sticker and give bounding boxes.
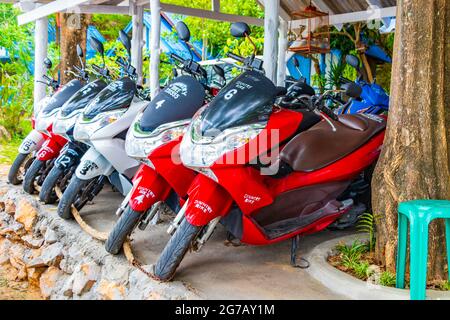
[224,89,238,100]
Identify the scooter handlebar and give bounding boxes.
[226,52,245,64]
[170,53,185,64]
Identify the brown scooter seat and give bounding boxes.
[280,114,386,172]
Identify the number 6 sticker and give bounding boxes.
[224,89,238,100]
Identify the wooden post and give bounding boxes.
[263,0,280,83]
[149,0,161,98]
[277,18,288,86]
[131,4,144,85]
[34,16,48,113]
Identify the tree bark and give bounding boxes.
[372,0,450,281]
[59,13,90,84]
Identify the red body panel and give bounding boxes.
[182,110,386,245]
[36,125,68,161]
[185,174,233,226]
[128,164,172,212]
[128,137,198,213]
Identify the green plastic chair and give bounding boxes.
[396,200,450,300]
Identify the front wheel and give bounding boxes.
[39,166,64,204]
[22,159,45,194]
[8,153,32,185]
[153,218,202,281]
[105,206,143,255]
[57,175,105,219]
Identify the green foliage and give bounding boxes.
[163,0,264,58]
[312,73,327,93]
[91,14,131,41]
[357,212,381,252]
[0,137,21,164]
[379,271,396,287]
[353,261,370,279]
[0,4,35,137]
[335,240,368,270]
[327,59,346,90]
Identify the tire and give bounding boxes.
[57,176,88,220]
[105,206,143,255]
[154,218,202,281]
[22,159,45,194]
[39,166,64,204]
[8,153,30,185]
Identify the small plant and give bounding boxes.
[379,271,396,287]
[327,59,346,90]
[353,261,370,279]
[357,212,381,252]
[336,240,368,270]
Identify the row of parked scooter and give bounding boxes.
[7,21,390,281]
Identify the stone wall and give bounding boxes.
[0,187,198,300]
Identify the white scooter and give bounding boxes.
[57,30,151,219]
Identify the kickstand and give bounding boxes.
[290,235,310,269]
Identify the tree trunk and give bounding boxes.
[372,0,450,281]
[59,13,90,84]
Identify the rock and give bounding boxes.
[27,267,47,287]
[21,234,44,249]
[15,199,38,232]
[0,201,4,212]
[39,266,65,299]
[0,237,12,264]
[29,242,64,268]
[44,228,57,244]
[0,187,8,198]
[101,256,130,284]
[72,262,101,296]
[96,280,126,300]
[61,275,74,297]
[4,199,15,215]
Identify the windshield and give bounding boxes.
[41,79,83,115]
[139,75,206,132]
[199,70,277,136]
[60,80,108,117]
[83,77,136,120]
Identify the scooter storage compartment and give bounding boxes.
[252,181,351,239]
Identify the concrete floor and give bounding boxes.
[78,184,351,300]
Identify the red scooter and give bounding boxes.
[152,22,387,281]
[22,46,89,194]
[105,22,229,254]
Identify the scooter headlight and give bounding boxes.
[74,109,126,142]
[53,110,81,137]
[125,113,189,160]
[180,108,265,168]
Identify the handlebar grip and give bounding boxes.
[170,53,185,64]
[322,106,339,121]
[226,52,245,63]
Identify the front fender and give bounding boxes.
[75,147,114,180]
[54,142,84,170]
[18,129,45,154]
[128,164,172,212]
[36,136,68,161]
[185,174,233,227]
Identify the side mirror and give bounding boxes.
[90,37,105,57]
[230,22,251,38]
[119,30,131,55]
[76,44,84,58]
[213,65,225,80]
[43,58,52,69]
[175,21,191,42]
[345,54,360,70]
[342,82,362,99]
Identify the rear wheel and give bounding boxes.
[22,159,45,194]
[39,166,64,204]
[105,206,143,255]
[154,218,202,281]
[8,153,32,185]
